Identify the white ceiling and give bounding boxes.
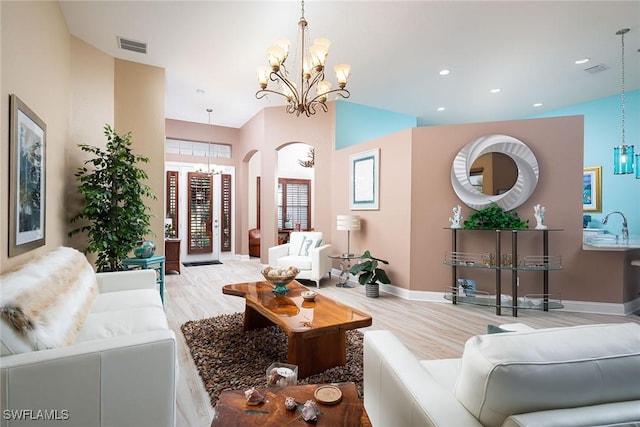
[59,1,640,129]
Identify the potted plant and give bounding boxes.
[349,250,390,298]
[463,203,528,230]
[69,125,156,272]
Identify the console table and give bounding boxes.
[122,255,165,304]
[444,228,563,316]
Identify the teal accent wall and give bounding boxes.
[531,90,640,235]
[335,100,417,149]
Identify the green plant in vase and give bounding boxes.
[69,125,156,272]
[463,203,528,230]
[349,250,391,298]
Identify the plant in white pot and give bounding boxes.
[349,250,390,298]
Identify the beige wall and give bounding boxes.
[260,105,334,261]
[114,59,166,255]
[1,2,166,273]
[331,130,414,288]
[67,36,115,256]
[1,1,71,271]
[330,115,636,307]
[408,117,586,299]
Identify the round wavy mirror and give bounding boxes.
[451,134,539,211]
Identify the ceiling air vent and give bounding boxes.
[117,37,147,54]
[584,64,608,74]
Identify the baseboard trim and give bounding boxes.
[376,284,640,316]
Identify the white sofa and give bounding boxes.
[0,247,177,427]
[268,231,332,288]
[364,323,640,427]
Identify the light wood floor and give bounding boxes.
[165,255,640,427]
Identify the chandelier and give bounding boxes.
[612,28,636,176]
[255,0,351,117]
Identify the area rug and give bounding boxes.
[182,260,223,267]
[181,312,363,407]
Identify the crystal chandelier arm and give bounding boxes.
[301,68,325,104]
[306,87,351,106]
[255,70,301,105]
[305,101,328,117]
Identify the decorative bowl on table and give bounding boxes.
[301,290,317,302]
[261,266,299,295]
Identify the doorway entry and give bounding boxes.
[165,162,234,263]
[187,172,214,254]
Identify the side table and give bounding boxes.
[211,382,370,426]
[164,238,181,274]
[329,254,360,288]
[122,255,165,304]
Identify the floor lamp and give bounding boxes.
[336,214,361,257]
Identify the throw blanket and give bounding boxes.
[0,247,98,351]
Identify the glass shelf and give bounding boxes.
[444,288,563,310]
[444,251,562,271]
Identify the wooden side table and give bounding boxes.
[122,255,165,304]
[211,383,370,426]
[164,239,181,274]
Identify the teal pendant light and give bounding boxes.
[612,28,635,176]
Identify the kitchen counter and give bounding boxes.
[583,236,640,251]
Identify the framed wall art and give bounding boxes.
[9,94,46,257]
[582,166,601,213]
[349,148,379,210]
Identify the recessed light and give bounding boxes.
[490,88,501,94]
[437,107,446,111]
[575,58,590,65]
[439,69,450,76]
[533,103,543,107]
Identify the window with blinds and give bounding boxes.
[278,178,311,230]
[221,174,232,252]
[166,171,179,238]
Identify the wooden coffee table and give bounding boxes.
[222,280,372,378]
[210,383,371,426]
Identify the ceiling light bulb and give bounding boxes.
[257,66,270,88]
[273,38,290,60]
[575,58,590,65]
[439,69,450,76]
[490,88,501,93]
[267,45,287,70]
[437,107,446,111]
[309,43,328,68]
[314,38,331,51]
[334,64,351,88]
[533,103,543,107]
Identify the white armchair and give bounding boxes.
[268,231,332,288]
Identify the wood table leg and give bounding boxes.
[244,305,275,331]
[288,330,347,378]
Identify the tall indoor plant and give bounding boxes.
[349,250,390,298]
[69,125,155,272]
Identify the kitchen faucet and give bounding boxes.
[602,211,629,242]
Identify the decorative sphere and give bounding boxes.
[134,241,155,258]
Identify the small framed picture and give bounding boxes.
[583,166,602,212]
[458,278,476,296]
[349,148,379,210]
